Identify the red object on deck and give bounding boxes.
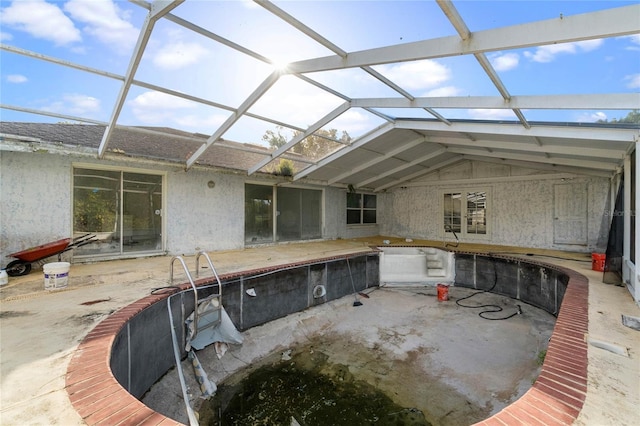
[591,253,606,272]
[437,283,450,301]
[9,238,71,262]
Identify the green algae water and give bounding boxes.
[199,346,431,426]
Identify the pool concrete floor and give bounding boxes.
[1,237,639,425]
[144,286,557,425]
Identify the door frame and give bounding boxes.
[441,187,491,242]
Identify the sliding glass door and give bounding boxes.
[73,167,163,256]
[245,184,322,244]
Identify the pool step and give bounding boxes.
[380,247,454,286]
[427,268,447,277]
[425,252,446,276]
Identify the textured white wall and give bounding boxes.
[165,168,245,254]
[380,161,610,252]
[0,152,248,261]
[1,151,72,258]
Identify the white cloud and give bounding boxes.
[328,109,372,135]
[624,73,640,89]
[128,90,229,131]
[467,109,517,120]
[0,31,13,41]
[250,75,346,128]
[174,114,228,130]
[7,74,27,83]
[42,93,100,115]
[423,86,461,97]
[152,42,210,70]
[576,112,607,122]
[376,60,451,91]
[490,53,519,71]
[64,0,138,54]
[129,91,197,124]
[524,39,604,63]
[1,0,81,46]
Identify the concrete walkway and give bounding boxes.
[1,238,638,425]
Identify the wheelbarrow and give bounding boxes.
[4,234,96,277]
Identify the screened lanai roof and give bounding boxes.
[1,0,639,191]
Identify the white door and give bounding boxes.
[443,190,489,240]
[553,183,587,245]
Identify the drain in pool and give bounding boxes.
[198,344,430,426]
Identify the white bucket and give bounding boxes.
[43,262,70,290]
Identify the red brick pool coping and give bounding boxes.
[66,258,588,426]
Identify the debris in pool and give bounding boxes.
[199,347,432,426]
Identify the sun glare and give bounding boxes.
[271,60,290,73]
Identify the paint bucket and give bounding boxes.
[437,283,449,301]
[0,269,8,286]
[43,262,70,290]
[591,253,606,272]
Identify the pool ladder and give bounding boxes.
[168,251,223,426]
[169,251,222,340]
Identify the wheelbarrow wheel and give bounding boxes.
[6,260,31,277]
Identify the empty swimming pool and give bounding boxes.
[67,249,589,426]
[143,285,556,425]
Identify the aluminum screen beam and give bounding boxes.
[447,147,619,170]
[436,0,528,128]
[98,0,184,158]
[357,148,448,187]
[186,71,282,169]
[394,119,640,143]
[293,122,395,180]
[287,5,640,74]
[247,102,351,175]
[351,94,640,110]
[327,136,428,185]
[374,156,464,192]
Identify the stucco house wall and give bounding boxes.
[380,160,610,252]
[1,149,612,268]
[1,151,73,254]
[0,150,383,264]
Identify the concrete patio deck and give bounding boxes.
[1,237,638,425]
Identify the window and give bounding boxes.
[347,193,377,225]
[443,189,489,239]
[245,184,323,244]
[73,167,164,256]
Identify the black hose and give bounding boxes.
[455,255,522,320]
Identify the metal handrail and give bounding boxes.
[195,251,222,299]
[169,255,199,337]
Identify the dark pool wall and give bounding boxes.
[454,253,569,316]
[109,253,379,399]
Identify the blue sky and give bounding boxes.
[1,0,638,146]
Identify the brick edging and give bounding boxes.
[473,267,589,425]
[66,260,589,426]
